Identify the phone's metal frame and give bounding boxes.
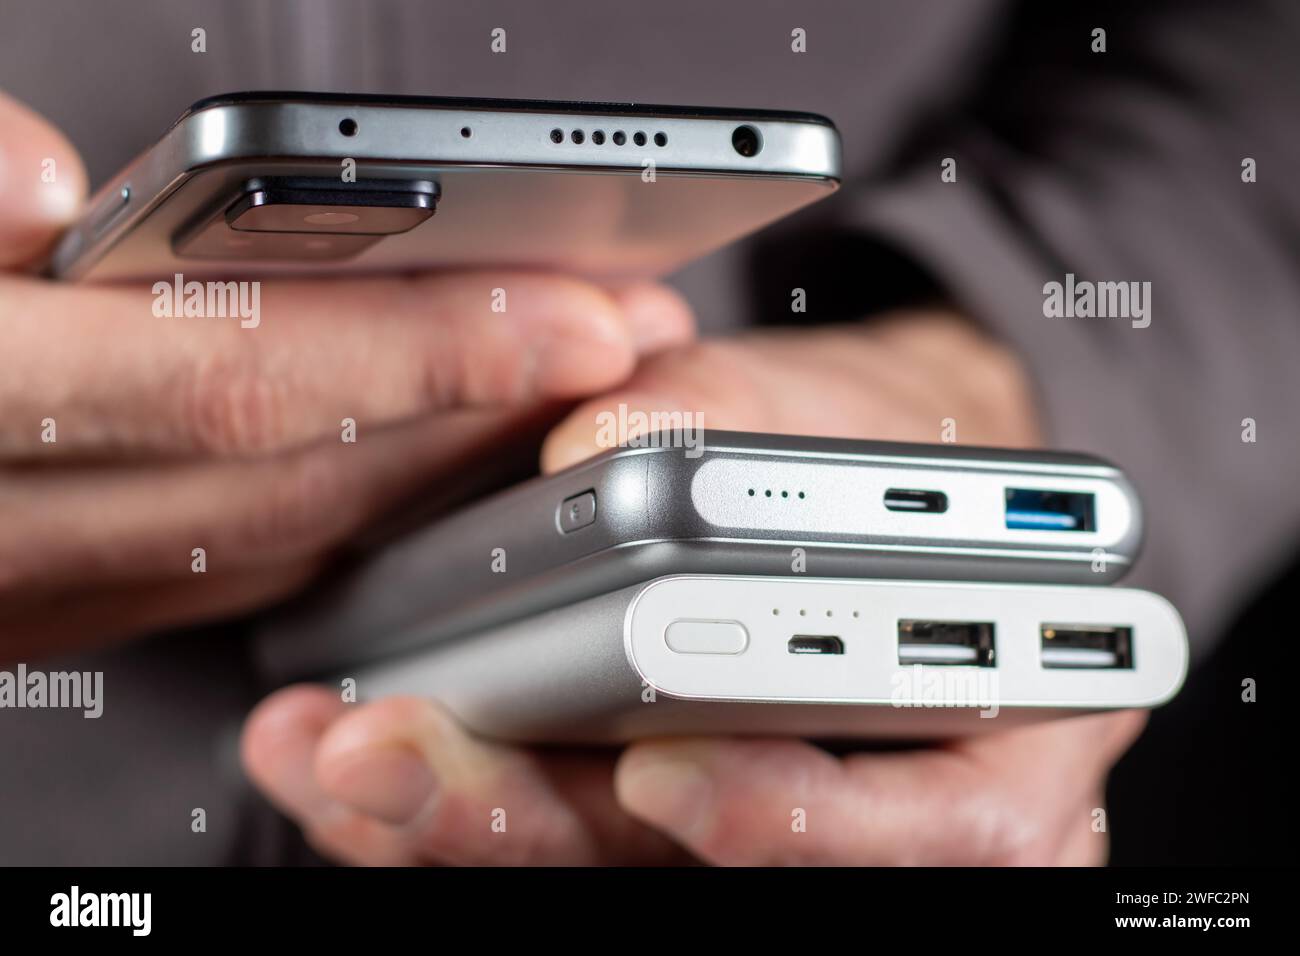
[346,575,1188,744]
[49,92,841,281]
[257,431,1143,680]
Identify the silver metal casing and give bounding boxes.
[50,92,841,281]
[350,575,1188,744]
[257,432,1143,679]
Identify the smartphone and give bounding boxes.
[256,431,1143,680]
[48,91,841,281]
[344,575,1188,744]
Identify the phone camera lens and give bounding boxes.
[339,118,359,137]
[732,125,762,157]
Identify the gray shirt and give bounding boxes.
[2,0,1298,863]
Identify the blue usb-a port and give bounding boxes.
[1005,488,1095,532]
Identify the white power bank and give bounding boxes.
[348,576,1188,744]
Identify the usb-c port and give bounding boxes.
[884,489,948,514]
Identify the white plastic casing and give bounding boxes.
[625,576,1188,709]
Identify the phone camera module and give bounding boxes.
[224,178,438,236]
[174,177,439,262]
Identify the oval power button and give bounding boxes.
[664,620,749,655]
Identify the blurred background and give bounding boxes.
[1107,554,1290,865]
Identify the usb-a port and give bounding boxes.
[898,620,995,667]
[1005,488,1095,532]
[1040,625,1133,669]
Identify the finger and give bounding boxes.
[539,341,775,472]
[615,736,1013,866]
[615,712,1145,866]
[869,313,1042,447]
[0,559,319,664]
[605,281,696,355]
[953,711,1146,865]
[0,269,640,459]
[0,411,517,593]
[241,686,416,865]
[539,331,940,472]
[311,696,684,865]
[0,91,87,269]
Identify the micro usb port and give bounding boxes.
[1005,488,1095,532]
[788,635,844,655]
[898,620,995,667]
[1040,625,1133,669]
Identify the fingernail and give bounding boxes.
[620,756,715,838]
[33,175,81,222]
[0,131,80,228]
[540,433,593,472]
[326,746,438,825]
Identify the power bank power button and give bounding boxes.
[558,491,597,532]
[664,620,750,655]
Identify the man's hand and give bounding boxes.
[243,688,1143,865]
[0,91,693,659]
[243,313,1147,865]
[541,312,1043,467]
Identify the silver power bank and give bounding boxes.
[258,432,1143,679]
[346,575,1188,744]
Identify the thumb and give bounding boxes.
[540,386,697,474]
[0,91,87,269]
